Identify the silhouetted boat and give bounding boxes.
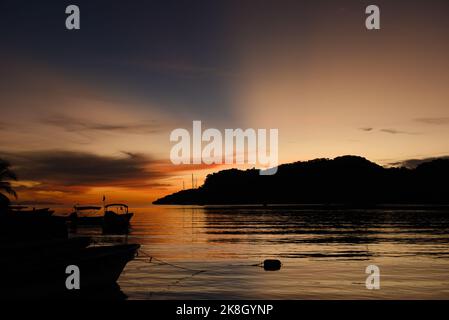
[0,241,140,298]
[69,203,133,233]
[69,205,104,225]
[0,211,140,298]
[103,203,134,233]
[8,205,54,216]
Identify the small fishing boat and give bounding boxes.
[0,209,140,298]
[68,203,133,233]
[8,205,55,217]
[69,205,104,225]
[103,203,133,233]
[0,240,140,298]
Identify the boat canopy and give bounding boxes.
[105,204,128,209]
[74,205,102,211]
[105,203,129,214]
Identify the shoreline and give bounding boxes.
[154,203,449,211]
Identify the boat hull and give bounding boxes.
[0,243,140,298]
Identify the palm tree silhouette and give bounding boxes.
[0,159,17,208]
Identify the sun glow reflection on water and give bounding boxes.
[72,206,449,299]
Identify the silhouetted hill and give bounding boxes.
[153,155,449,205]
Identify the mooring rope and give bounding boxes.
[136,250,270,297]
[137,250,265,273]
[85,238,272,296]
[138,250,207,273]
[87,238,267,272]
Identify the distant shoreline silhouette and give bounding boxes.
[153,155,449,206]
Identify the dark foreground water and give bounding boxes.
[71,206,449,299]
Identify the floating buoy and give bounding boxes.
[263,259,281,271]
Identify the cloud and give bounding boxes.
[389,156,449,168]
[359,127,418,135]
[1,150,223,197]
[380,129,418,135]
[42,114,165,135]
[2,150,165,191]
[415,117,449,125]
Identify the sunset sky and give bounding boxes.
[1,0,448,206]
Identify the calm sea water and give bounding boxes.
[71,206,449,299]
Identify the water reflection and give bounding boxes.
[71,206,449,299]
[203,207,449,259]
